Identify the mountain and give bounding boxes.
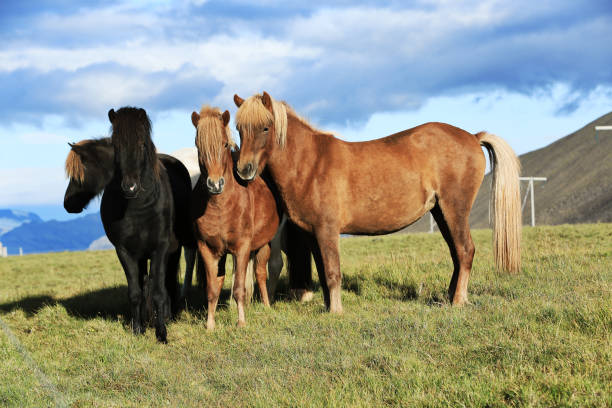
[88,235,114,251]
[403,111,612,232]
[0,209,42,235]
[469,111,612,227]
[0,213,105,255]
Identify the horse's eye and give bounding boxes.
[263,127,269,132]
[224,142,229,149]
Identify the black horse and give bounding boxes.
[64,107,195,342]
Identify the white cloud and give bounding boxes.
[0,167,66,206]
[19,131,68,145]
[330,83,612,155]
[59,72,166,114]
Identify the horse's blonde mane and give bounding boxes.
[195,105,236,163]
[235,94,332,148]
[65,139,91,182]
[235,94,288,148]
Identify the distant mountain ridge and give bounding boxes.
[0,209,42,235]
[0,212,105,255]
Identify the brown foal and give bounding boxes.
[190,106,280,329]
[233,92,522,313]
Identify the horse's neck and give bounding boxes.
[267,117,322,207]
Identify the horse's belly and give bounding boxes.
[342,188,436,235]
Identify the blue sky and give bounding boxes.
[1,0,611,220]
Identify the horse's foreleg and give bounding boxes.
[198,241,221,330]
[254,244,271,307]
[314,226,342,314]
[139,259,153,327]
[150,243,170,343]
[233,248,251,327]
[116,247,145,335]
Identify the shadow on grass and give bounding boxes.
[342,274,422,302]
[0,275,447,323]
[0,286,128,321]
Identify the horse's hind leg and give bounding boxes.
[285,222,315,302]
[181,246,196,298]
[431,198,475,306]
[311,239,327,306]
[166,248,181,317]
[266,220,284,301]
[254,244,271,306]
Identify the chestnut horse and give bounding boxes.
[190,106,280,329]
[233,92,521,313]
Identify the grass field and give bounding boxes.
[0,224,610,407]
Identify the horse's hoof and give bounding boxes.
[155,325,167,343]
[237,321,246,328]
[451,298,470,307]
[131,321,145,335]
[291,289,314,302]
[299,290,314,303]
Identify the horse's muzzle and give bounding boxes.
[237,162,256,181]
[206,177,225,195]
[121,180,140,199]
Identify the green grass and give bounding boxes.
[1,224,611,407]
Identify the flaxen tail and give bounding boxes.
[477,132,522,273]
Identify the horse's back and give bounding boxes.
[159,154,194,247]
[325,122,486,234]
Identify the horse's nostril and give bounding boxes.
[246,163,253,173]
[219,178,225,187]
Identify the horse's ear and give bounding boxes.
[108,109,116,123]
[191,112,200,128]
[234,94,244,107]
[138,108,147,121]
[68,142,87,158]
[221,110,230,127]
[262,91,273,110]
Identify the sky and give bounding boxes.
[0,0,611,220]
